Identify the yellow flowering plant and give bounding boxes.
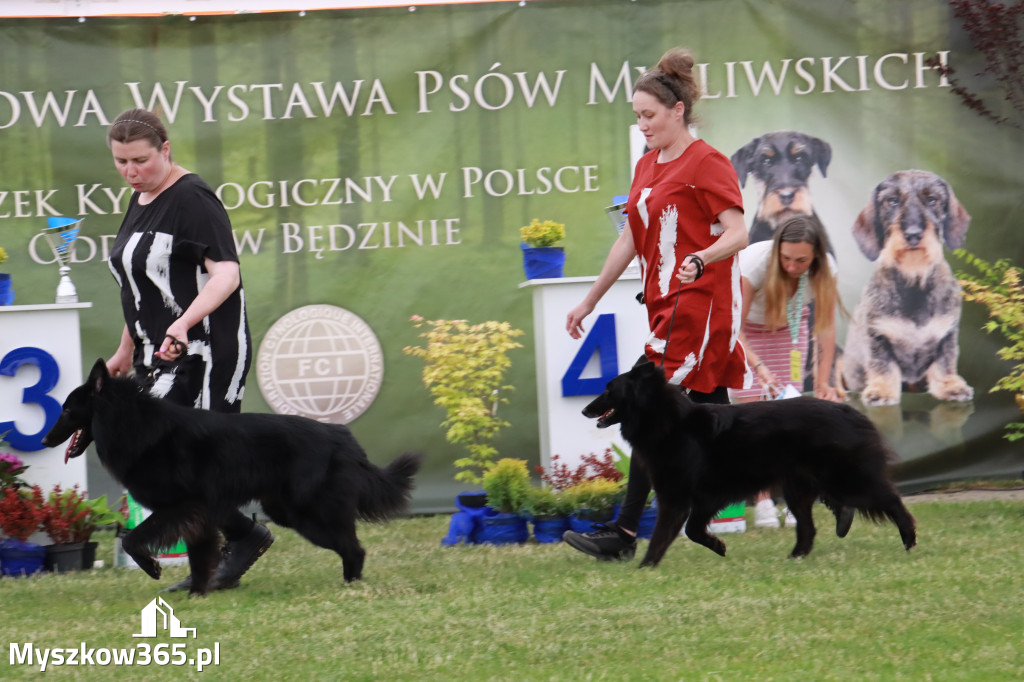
[403,316,524,484]
[0,247,8,264]
[520,219,565,248]
[956,250,1024,440]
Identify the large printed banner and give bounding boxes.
[1,0,1022,510]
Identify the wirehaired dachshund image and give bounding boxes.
[731,130,833,245]
[583,362,916,566]
[842,170,974,407]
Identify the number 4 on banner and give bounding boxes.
[561,313,619,397]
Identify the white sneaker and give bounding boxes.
[754,499,780,528]
[783,508,797,527]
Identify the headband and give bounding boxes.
[653,73,684,104]
[115,118,160,134]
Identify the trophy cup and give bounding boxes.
[42,216,84,303]
[604,198,641,277]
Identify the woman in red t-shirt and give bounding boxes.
[564,47,750,561]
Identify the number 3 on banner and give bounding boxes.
[0,347,61,452]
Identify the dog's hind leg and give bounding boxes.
[292,511,366,583]
[821,496,855,538]
[876,494,917,551]
[184,527,222,596]
[639,501,690,567]
[782,484,818,558]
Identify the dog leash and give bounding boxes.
[659,254,704,371]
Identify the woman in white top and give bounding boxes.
[735,215,843,527]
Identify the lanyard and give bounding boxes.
[785,274,808,383]
[786,274,808,346]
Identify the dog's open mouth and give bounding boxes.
[64,429,87,463]
[595,408,616,429]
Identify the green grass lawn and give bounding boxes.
[3,499,1023,680]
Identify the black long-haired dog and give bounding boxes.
[43,359,422,595]
[583,362,915,566]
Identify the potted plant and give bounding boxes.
[0,246,13,305]
[609,443,658,538]
[522,486,574,543]
[403,316,524,487]
[0,485,46,576]
[75,495,123,569]
[0,451,29,492]
[956,251,1024,441]
[520,218,566,279]
[39,485,90,573]
[479,458,531,545]
[564,478,625,534]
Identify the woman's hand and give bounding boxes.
[815,384,842,402]
[106,349,133,377]
[754,363,781,396]
[566,301,595,339]
[676,255,702,285]
[155,320,189,361]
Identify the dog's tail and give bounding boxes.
[358,451,424,522]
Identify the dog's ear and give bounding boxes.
[811,137,832,178]
[729,137,761,188]
[942,184,971,249]
[88,358,110,393]
[852,186,885,261]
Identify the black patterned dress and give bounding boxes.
[108,174,251,413]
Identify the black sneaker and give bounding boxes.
[210,523,275,589]
[563,522,636,561]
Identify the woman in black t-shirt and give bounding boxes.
[106,108,271,592]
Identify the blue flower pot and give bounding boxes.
[569,507,616,534]
[479,511,529,545]
[0,273,14,306]
[635,503,658,539]
[521,244,565,279]
[531,515,571,543]
[0,538,46,577]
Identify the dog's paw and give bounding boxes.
[861,383,900,406]
[931,376,974,403]
[136,558,161,580]
[123,545,162,579]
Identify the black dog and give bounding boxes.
[42,359,422,596]
[731,130,833,246]
[583,362,916,566]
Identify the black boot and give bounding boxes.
[162,523,274,593]
[210,523,275,590]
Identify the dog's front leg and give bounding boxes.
[861,350,902,407]
[925,343,973,402]
[682,502,727,557]
[121,526,162,581]
[639,501,689,568]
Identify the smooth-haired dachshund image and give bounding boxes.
[583,362,916,566]
[842,170,974,406]
[731,130,833,245]
[42,359,422,596]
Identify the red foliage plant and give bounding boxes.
[0,485,45,542]
[40,485,91,545]
[535,449,624,492]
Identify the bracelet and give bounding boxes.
[684,253,705,280]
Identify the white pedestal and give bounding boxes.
[0,303,91,493]
[519,276,648,472]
